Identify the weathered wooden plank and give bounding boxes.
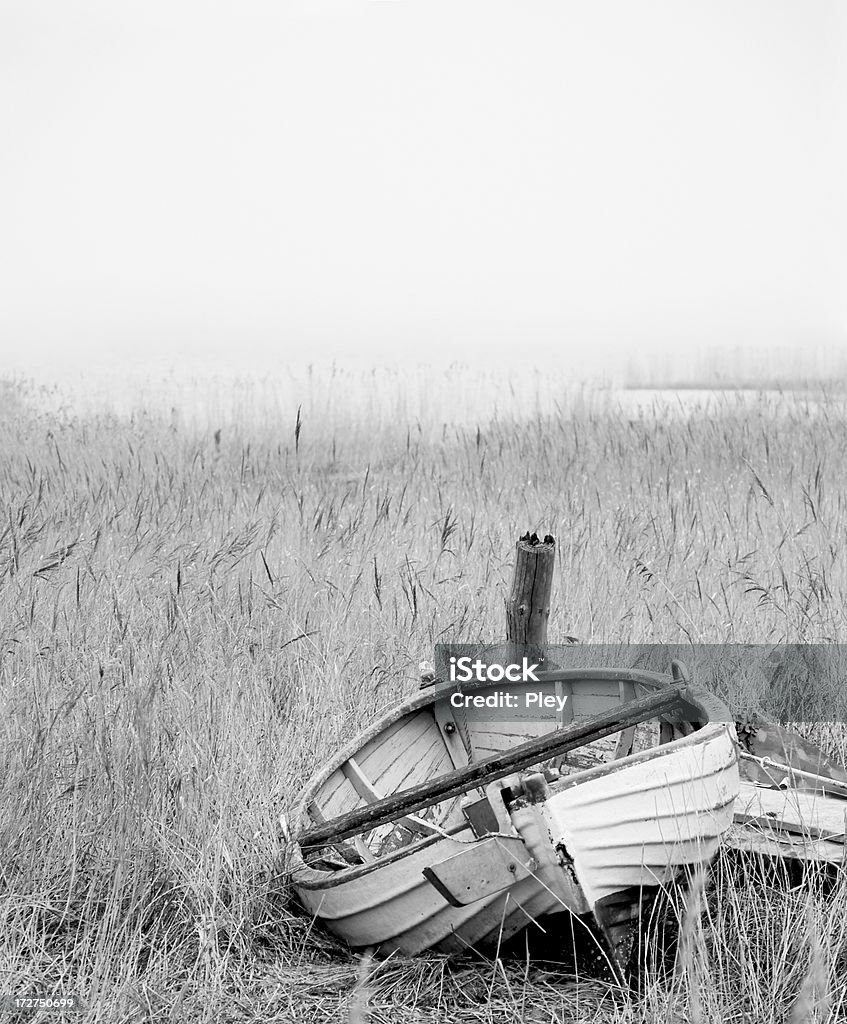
[359,711,434,780]
[323,715,440,813]
[468,726,549,751]
[733,781,847,842]
[724,826,847,864]
[318,770,361,820]
[614,726,636,760]
[380,734,449,794]
[341,757,440,837]
[299,684,687,849]
[468,722,552,759]
[341,758,381,802]
[363,727,450,800]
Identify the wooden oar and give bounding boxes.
[299,684,688,849]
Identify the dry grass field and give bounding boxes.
[2,372,847,1022]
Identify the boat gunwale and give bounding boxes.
[290,670,734,889]
[548,721,736,792]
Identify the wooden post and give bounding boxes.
[506,533,556,657]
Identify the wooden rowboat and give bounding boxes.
[290,662,740,977]
[727,720,847,865]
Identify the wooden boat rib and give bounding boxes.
[291,665,740,977]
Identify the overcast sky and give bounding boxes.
[1,0,845,383]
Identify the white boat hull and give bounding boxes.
[530,723,739,906]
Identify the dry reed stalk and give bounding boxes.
[676,865,707,1024]
[789,905,830,1024]
[347,947,374,1024]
